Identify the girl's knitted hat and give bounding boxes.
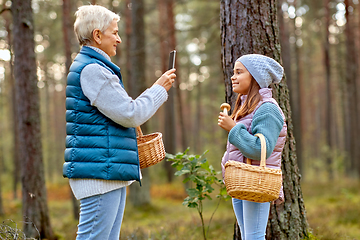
[236,54,284,88]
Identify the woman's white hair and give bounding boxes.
[74,5,120,46]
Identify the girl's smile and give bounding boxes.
[231,61,252,95]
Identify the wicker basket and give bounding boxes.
[224,133,282,203]
[136,126,165,169]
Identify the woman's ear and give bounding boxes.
[92,29,102,45]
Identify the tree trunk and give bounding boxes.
[323,0,334,180]
[1,2,20,200]
[62,0,79,221]
[159,0,176,182]
[62,0,73,74]
[0,70,4,216]
[220,0,308,239]
[278,0,304,176]
[194,74,202,153]
[11,0,55,239]
[124,0,132,87]
[128,0,151,206]
[344,0,359,176]
[358,0,360,162]
[166,0,188,152]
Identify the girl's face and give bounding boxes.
[231,61,252,95]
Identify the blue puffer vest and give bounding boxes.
[63,46,140,182]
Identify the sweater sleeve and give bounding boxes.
[80,63,168,128]
[228,102,284,160]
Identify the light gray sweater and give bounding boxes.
[69,46,168,199]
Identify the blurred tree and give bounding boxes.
[344,0,359,176]
[11,0,55,238]
[220,0,308,239]
[62,0,79,221]
[172,0,223,158]
[293,0,305,176]
[194,68,202,153]
[33,0,67,183]
[62,0,73,73]
[124,0,132,87]
[159,0,176,182]
[1,1,20,200]
[167,1,188,153]
[128,0,151,206]
[0,56,4,217]
[358,0,360,161]
[278,0,300,171]
[323,0,334,180]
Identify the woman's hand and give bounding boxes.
[218,112,236,132]
[153,69,176,91]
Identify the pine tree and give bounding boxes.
[220,0,308,238]
[11,0,55,238]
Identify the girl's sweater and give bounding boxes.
[69,46,168,200]
[228,102,284,160]
[221,88,287,202]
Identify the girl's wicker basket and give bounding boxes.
[224,133,282,203]
[136,126,165,169]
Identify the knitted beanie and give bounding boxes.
[236,54,284,88]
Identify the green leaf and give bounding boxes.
[188,202,198,208]
[205,194,213,200]
[187,188,200,198]
[175,169,190,176]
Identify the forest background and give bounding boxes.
[0,0,360,239]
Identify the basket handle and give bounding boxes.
[136,126,143,137]
[254,133,267,167]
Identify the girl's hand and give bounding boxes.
[218,112,236,132]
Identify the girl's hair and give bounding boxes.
[74,5,120,46]
[230,76,262,120]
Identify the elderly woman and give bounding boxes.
[63,5,176,240]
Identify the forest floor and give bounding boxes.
[1,179,360,239]
[302,179,360,240]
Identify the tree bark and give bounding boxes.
[128,0,151,206]
[220,0,308,239]
[1,1,20,200]
[124,0,132,87]
[194,74,202,153]
[358,0,360,161]
[62,0,73,74]
[0,68,4,216]
[62,0,79,221]
[344,0,359,176]
[166,0,188,152]
[323,0,334,180]
[278,0,304,176]
[159,0,176,182]
[11,0,55,238]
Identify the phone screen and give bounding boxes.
[168,50,176,70]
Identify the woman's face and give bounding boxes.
[94,19,121,57]
[231,61,252,95]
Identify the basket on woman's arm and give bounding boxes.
[136,126,165,169]
[224,133,282,203]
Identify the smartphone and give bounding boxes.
[168,50,176,70]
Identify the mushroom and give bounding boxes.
[220,103,231,115]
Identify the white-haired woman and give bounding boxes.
[63,5,176,240]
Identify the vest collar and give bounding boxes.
[80,46,120,76]
[80,46,124,88]
[241,87,273,102]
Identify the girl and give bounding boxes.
[218,54,287,240]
